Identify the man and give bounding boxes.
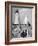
[14,10,19,24]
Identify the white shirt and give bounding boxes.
[14,13,19,24]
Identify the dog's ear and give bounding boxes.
[28,22,32,30]
[28,22,31,26]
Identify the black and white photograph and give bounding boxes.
[11,7,32,38]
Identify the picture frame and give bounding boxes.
[5,1,37,45]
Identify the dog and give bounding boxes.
[12,22,32,38]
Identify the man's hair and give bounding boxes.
[15,10,19,13]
